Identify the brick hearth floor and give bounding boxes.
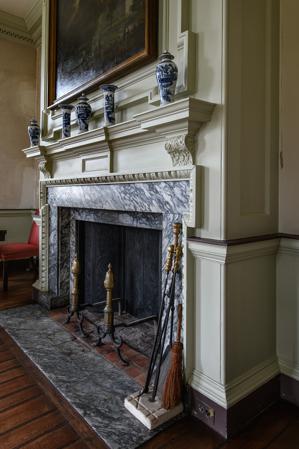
[49,307,149,386]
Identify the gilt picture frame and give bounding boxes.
[48,0,158,107]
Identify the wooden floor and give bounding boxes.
[1,272,299,448]
[0,267,34,311]
[1,331,299,449]
[0,328,108,449]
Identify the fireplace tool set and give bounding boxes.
[65,222,184,427]
[124,223,184,429]
[139,222,183,402]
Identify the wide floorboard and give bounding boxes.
[0,328,107,449]
[0,268,34,311]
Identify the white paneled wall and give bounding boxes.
[189,239,279,408]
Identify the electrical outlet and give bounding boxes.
[194,400,215,421]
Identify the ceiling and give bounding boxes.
[0,0,36,18]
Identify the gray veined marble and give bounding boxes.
[44,180,190,319]
[47,181,189,213]
[0,305,183,449]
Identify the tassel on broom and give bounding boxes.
[162,303,183,409]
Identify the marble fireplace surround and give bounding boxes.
[37,169,196,315]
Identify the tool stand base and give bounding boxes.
[124,390,183,430]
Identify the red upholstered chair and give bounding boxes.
[0,220,39,291]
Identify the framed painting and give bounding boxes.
[48,0,158,107]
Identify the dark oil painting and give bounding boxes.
[51,0,157,104]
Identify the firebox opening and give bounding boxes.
[78,220,162,320]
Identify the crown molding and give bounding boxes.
[0,1,41,47]
[0,10,33,45]
[25,0,42,45]
[25,0,41,31]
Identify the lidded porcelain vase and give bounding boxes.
[60,104,74,138]
[28,119,40,146]
[100,84,118,126]
[156,51,178,105]
[75,92,92,132]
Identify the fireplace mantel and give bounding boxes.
[23,97,215,174]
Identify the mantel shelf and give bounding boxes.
[23,97,215,170]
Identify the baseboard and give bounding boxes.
[279,358,299,381]
[190,376,280,438]
[279,359,299,407]
[280,374,299,408]
[191,357,280,408]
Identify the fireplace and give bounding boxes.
[34,173,193,407]
[78,219,162,319]
[37,176,191,332]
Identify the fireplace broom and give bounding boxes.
[162,303,183,409]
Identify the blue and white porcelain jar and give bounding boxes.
[101,84,118,126]
[60,104,74,138]
[156,51,178,105]
[27,119,40,146]
[75,93,92,133]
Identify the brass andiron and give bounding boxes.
[96,263,128,365]
[104,263,114,333]
[64,255,87,337]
